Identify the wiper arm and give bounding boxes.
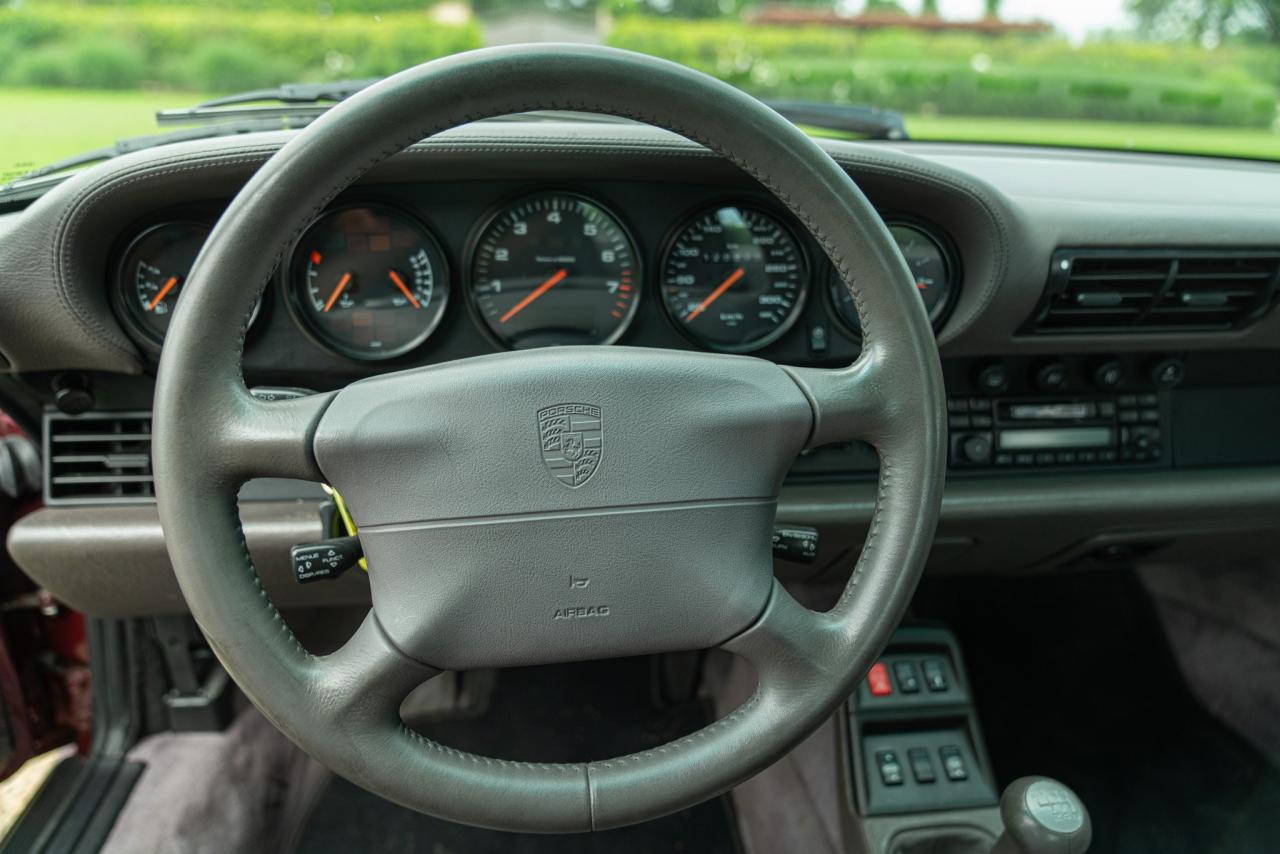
[156,78,379,127]
[764,100,908,140]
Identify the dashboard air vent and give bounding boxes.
[44,412,154,504]
[1028,249,1280,334]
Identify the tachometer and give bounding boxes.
[289,204,449,360]
[469,193,640,349]
[829,222,954,337]
[660,205,806,352]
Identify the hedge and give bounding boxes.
[0,5,482,91]
[608,18,1280,127]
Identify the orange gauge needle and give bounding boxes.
[322,272,353,313]
[685,267,745,323]
[148,276,180,311]
[500,268,568,324]
[388,270,421,309]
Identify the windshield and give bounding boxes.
[2,0,1278,183]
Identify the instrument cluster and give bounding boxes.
[111,190,959,362]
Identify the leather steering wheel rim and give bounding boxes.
[153,44,946,833]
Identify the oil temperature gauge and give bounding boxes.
[117,222,258,345]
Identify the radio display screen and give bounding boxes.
[999,427,1114,450]
[1006,402,1097,420]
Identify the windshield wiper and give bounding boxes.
[764,100,908,140]
[3,83,906,199]
[155,78,379,126]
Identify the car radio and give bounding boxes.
[947,393,1167,469]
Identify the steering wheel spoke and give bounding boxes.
[314,611,440,728]
[721,581,840,690]
[785,344,898,449]
[209,388,336,483]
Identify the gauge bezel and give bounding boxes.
[826,216,961,341]
[657,199,810,354]
[112,220,264,351]
[464,189,644,351]
[284,201,452,362]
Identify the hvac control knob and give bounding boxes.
[990,776,1091,854]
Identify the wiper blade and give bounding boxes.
[765,100,908,140]
[2,118,292,186]
[156,78,379,127]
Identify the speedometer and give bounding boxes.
[469,193,640,349]
[660,205,806,353]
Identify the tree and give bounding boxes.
[984,0,1003,19]
[920,0,940,15]
[1128,0,1280,44]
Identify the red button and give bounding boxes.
[867,662,893,697]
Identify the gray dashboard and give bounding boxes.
[2,121,1279,617]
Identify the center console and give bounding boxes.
[842,627,1092,854]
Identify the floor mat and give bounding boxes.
[913,570,1280,854]
[293,656,741,854]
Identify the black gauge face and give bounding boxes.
[470,193,640,349]
[660,205,806,352]
[118,222,258,345]
[290,205,449,360]
[829,223,953,337]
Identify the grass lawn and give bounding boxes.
[3,86,1278,183]
[905,114,1280,161]
[0,88,215,182]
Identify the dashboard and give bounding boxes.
[104,184,957,375]
[2,121,1280,617]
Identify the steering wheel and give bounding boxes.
[153,45,945,833]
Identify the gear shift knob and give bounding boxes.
[989,776,1091,854]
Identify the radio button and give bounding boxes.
[1119,410,1139,424]
[1098,400,1117,417]
[949,415,972,429]
[1118,394,1138,407]
[1140,410,1159,423]
[971,414,993,428]
[1138,393,1159,406]
[968,398,993,412]
[947,398,970,413]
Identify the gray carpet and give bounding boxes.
[101,706,315,854]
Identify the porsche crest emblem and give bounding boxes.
[537,404,603,488]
